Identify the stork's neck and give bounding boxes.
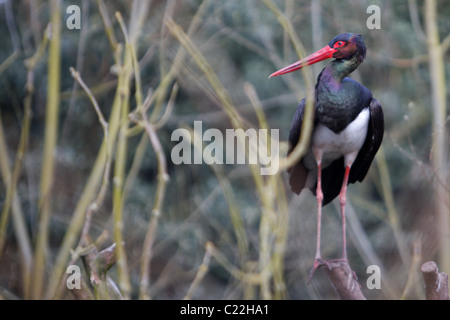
[320,56,361,84]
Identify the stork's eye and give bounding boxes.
[334,41,345,48]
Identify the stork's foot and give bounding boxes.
[307,258,330,284]
[307,257,349,284]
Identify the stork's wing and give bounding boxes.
[349,98,384,183]
[287,98,309,194]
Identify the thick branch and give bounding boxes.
[421,261,449,300]
[320,260,366,300]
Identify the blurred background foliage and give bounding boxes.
[0,0,448,299]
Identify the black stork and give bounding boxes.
[269,33,384,281]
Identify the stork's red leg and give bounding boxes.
[314,162,324,260]
[308,157,329,284]
[308,163,351,283]
[339,165,351,260]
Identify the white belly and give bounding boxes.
[304,108,370,170]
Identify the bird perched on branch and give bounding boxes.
[270,33,384,282]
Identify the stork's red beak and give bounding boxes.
[269,45,337,78]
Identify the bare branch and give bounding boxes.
[321,260,366,300]
[421,261,449,300]
[69,67,111,247]
[183,242,213,300]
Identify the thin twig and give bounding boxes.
[207,242,260,285]
[0,50,20,76]
[132,92,170,300]
[183,242,213,300]
[154,83,178,129]
[375,146,409,267]
[262,0,315,172]
[400,241,423,299]
[165,18,245,129]
[69,67,111,247]
[97,0,118,51]
[33,0,61,299]
[0,67,33,256]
